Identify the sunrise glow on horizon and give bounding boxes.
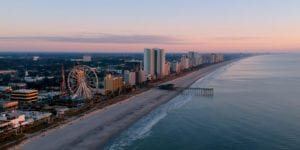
[1,0,300,53]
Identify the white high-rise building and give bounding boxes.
[143,48,166,78]
[154,48,165,78]
[143,48,155,75]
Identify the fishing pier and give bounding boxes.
[158,84,214,97]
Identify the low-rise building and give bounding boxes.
[38,91,61,102]
[24,76,45,83]
[0,110,52,130]
[0,86,13,93]
[83,55,92,62]
[11,89,38,109]
[0,111,25,129]
[104,74,123,93]
[0,120,11,133]
[0,101,18,112]
[8,83,27,89]
[55,107,70,118]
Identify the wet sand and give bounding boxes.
[14,61,232,150]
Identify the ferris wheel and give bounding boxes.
[67,65,98,99]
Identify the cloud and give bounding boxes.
[211,36,268,41]
[0,34,182,44]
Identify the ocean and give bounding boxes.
[106,54,300,150]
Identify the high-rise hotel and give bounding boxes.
[144,48,155,76]
[144,48,166,78]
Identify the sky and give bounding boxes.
[0,0,300,53]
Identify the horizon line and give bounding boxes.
[0,50,289,54]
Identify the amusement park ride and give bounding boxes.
[61,64,98,100]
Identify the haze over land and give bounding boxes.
[1,0,300,53]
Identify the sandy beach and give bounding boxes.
[13,61,233,150]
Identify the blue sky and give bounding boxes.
[0,0,300,52]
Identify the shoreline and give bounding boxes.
[12,60,236,150]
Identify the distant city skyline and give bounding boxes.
[1,0,300,53]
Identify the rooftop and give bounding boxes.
[12,89,38,94]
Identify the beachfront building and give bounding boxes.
[188,51,202,67]
[164,62,171,76]
[0,110,52,131]
[144,48,155,76]
[210,53,217,64]
[216,54,224,62]
[136,69,146,84]
[210,53,224,64]
[104,74,123,93]
[143,48,166,79]
[180,55,190,70]
[32,56,40,61]
[171,61,181,73]
[0,70,17,75]
[154,48,166,78]
[201,54,211,64]
[10,89,38,109]
[0,111,25,129]
[124,70,136,86]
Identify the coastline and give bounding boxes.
[13,60,236,150]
